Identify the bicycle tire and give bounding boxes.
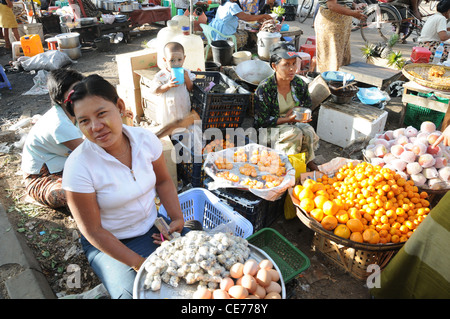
[297,0,314,23]
[360,4,402,44]
[398,7,422,42]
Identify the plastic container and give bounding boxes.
[404,102,446,130]
[156,20,182,70]
[296,51,311,73]
[20,35,44,57]
[232,50,251,65]
[173,29,205,71]
[191,71,251,131]
[171,11,189,28]
[211,40,233,66]
[45,37,58,50]
[257,31,281,61]
[158,188,254,238]
[410,46,432,63]
[171,67,185,84]
[247,228,311,283]
[432,42,444,64]
[204,178,286,232]
[300,43,316,58]
[11,41,23,60]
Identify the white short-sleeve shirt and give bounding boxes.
[62,125,163,240]
[21,105,83,174]
[418,12,448,42]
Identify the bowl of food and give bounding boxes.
[292,107,312,122]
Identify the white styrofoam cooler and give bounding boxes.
[317,101,388,148]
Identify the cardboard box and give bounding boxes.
[317,100,388,148]
[116,84,143,121]
[135,68,161,125]
[116,49,158,89]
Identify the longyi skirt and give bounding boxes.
[0,4,19,29]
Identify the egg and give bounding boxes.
[230,262,244,279]
[220,277,234,292]
[243,259,259,276]
[212,289,230,299]
[245,295,260,299]
[264,292,281,299]
[253,284,266,299]
[259,259,273,270]
[240,274,257,293]
[228,285,248,299]
[256,268,271,287]
[268,269,280,282]
[265,281,281,294]
[193,286,212,299]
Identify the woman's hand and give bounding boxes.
[352,2,367,20]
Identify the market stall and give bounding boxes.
[127,6,172,27]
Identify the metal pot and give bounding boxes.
[235,59,274,89]
[55,33,80,49]
[59,45,82,60]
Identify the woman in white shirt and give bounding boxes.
[418,0,450,63]
[62,74,187,299]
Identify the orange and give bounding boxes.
[300,198,315,213]
[293,185,304,200]
[298,188,314,201]
[347,218,364,233]
[310,208,324,222]
[314,195,328,209]
[350,232,363,243]
[336,210,349,224]
[362,228,380,244]
[321,215,338,231]
[323,200,339,216]
[311,183,325,193]
[302,179,316,190]
[334,224,351,239]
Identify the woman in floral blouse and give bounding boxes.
[254,42,320,171]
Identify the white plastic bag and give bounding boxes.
[21,51,73,72]
[22,70,49,95]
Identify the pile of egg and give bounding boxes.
[364,121,450,189]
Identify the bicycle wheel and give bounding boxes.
[351,0,369,32]
[360,4,402,44]
[297,0,314,23]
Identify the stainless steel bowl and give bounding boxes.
[59,45,82,60]
[55,33,80,49]
[293,107,312,121]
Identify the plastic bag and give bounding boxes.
[22,70,49,95]
[21,50,73,72]
[356,87,390,105]
[284,153,306,220]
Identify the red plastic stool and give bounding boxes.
[300,44,316,58]
[306,36,316,45]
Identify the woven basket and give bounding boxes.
[402,63,450,92]
[289,188,404,280]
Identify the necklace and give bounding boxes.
[112,138,130,159]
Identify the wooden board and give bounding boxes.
[321,99,387,122]
[339,62,402,89]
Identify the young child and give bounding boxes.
[149,42,196,126]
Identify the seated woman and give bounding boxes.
[210,0,272,49]
[254,42,320,171]
[21,69,84,209]
[62,74,189,299]
[417,0,450,63]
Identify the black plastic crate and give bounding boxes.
[192,71,251,131]
[172,132,252,188]
[282,4,297,14]
[283,13,297,21]
[204,177,286,232]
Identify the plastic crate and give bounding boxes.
[404,103,446,130]
[192,71,251,131]
[158,188,254,238]
[247,228,310,283]
[204,178,285,232]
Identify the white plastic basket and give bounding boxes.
[158,188,253,238]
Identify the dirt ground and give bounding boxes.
[0,22,405,299]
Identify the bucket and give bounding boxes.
[211,40,233,66]
[94,36,111,52]
[20,35,44,57]
[257,31,281,61]
[23,23,44,44]
[205,61,221,71]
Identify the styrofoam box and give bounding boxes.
[317,101,388,148]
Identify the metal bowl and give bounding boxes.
[55,33,80,49]
[293,107,312,121]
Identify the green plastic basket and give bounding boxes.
[247,228,310,283]
[404,92,447,130]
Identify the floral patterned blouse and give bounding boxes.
[254,73,312,129]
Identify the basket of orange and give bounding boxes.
[288,161,431,280]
